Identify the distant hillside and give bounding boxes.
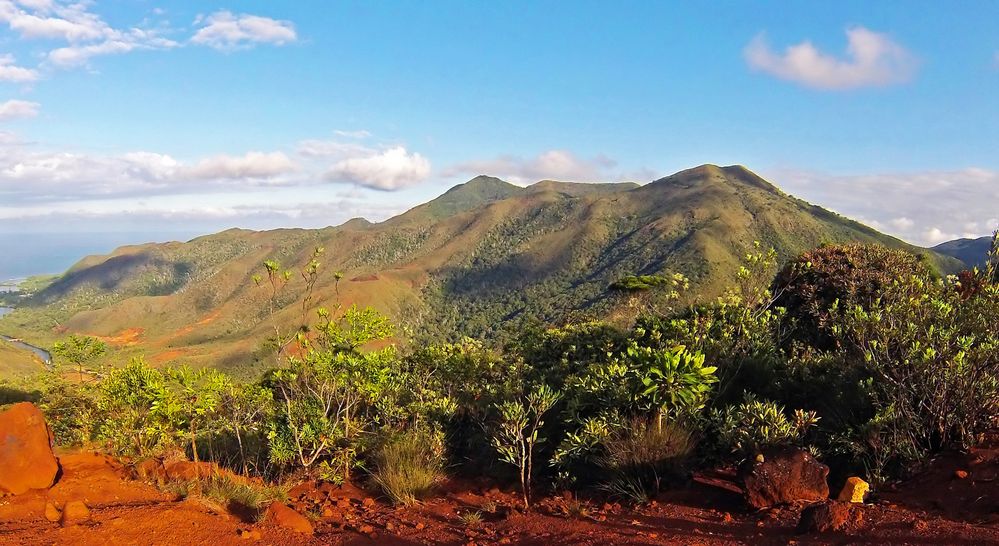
[933,236,994,269]
[0,164,962,378]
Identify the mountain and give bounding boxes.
[933,236,994,269]
[0,165,962,378]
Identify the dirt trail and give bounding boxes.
[3,450,999,545]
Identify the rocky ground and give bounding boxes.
[4,400,999,545]
[1,450,999,545]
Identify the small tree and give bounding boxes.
[626,345,716,431]
[490,383,561,509]
[217,382,273,475]
[52,334,108,382]
[166,366,227,466]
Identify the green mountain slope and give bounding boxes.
[933,236,993,269]
[0,164,961,377]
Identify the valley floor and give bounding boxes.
[3,449,999,545]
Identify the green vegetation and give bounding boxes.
[2,168,997,513]
[0,166,964,373]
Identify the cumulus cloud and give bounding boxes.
[745,27,918,90]
[0,54,38,82]
[0,0,112,42]
[0,99,39,120]
[191,11,297,50]
[766,167,999,246]
[0,1,178,69]
[326,146,431,191]
[185,151,297,180]
[445,150,625,185]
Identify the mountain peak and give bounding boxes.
[400,175,522,221]
[651,164,783,196]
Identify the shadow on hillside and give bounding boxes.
[0,385,41,405]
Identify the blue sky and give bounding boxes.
[0,0,996,246]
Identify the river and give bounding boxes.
[0,306,53,366]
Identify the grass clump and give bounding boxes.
[370,429,446,506]
[599,418,695,503]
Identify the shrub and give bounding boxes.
[833,273,999,478]
[772,244,932,351]
[370,429,446,506]
[712,394,819,459]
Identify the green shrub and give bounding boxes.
[712,394,819,459]
[370,429,446,506]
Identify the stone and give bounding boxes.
[740,447,830,509]
[60,500,91,527]
[836,476,869,503]
[44,501,61,522]
[797,500,862,533]
[133,458,166,482]
[954,469,969,480]
[164,460,219,481]
[0,403,60,495]
[266,503,314,534]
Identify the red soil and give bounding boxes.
[3,451,999,545]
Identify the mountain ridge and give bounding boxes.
[0,164,963,377]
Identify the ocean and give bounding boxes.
[0,231,204,282]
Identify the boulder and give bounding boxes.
[740,447,830,509]
[133,458,167,482]
[0,402,60,495]
[164,460,220,481]
[267,503,314,534]
[836,476,869,503]
[60,500,91,527]
[44,501,62,522]
[797,500,863,533]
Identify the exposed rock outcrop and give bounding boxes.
[0,402,60,495]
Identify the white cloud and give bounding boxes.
[0,54,38,82]
[47,29,179,68]
[745,27,917,90]
[296,138,372,159]
[333,129,371,139]
[445,150,623,185]
[766,167,999,246]
[191,11,297,51]
[0,1,178,69]
[326,146,431,191]
[0,0,111,42]
[185,151,297,180]
[0,99,39,120]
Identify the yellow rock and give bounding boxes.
[837,476,869,503]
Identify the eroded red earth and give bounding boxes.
[3,448,999,545]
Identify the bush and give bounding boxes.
[833,272,999,479]
[772,244,932,351]
[370,429,446,506]
[712,395,819,460]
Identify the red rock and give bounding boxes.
[44,502,61,522]
[797,500,862,533]
[133,458,166,482]
[360,524,375,534]
[164,460,220,481]
[60,500,91,527]
[0,403,59,495]
[362,497,376,508]
[740,447,830,509]
[954,469,969,480]
[266,503,314,534]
